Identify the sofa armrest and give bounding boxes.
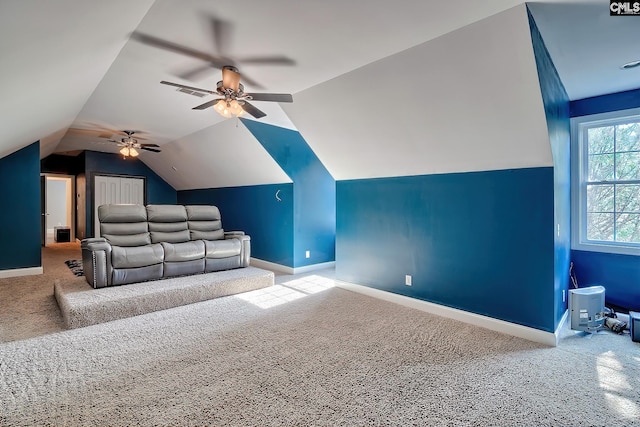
[225,233,251,267]
[224,231,245,237]
[81,237,107,246]
[81,238,113,288]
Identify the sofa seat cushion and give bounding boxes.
[112,244,164,269]
[162,241,205,262]
[205,239,241,259]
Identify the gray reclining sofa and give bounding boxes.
[81,204,250,288]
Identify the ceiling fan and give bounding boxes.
[161,65,293,119]
[131,15,295,88]
[108,130,161,158]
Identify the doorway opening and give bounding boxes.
[41,174,75,246]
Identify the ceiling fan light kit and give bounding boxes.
[107,130,162,158]
[215,99,245,118]
[160,65,293,120]
[120,146,139,157]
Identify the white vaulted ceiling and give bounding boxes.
[1,0,638,188]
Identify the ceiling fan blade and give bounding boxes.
[246,93,293,103]
[140,143,160,148]
[66,128,113,139]
[177,63,216,81]
[161,80,216,95]
[122,130,148,140]
[237,56,296,66]
[241,101,266,119]
[131,32,228,69]
[192,99,221,110]
[140,147,161,153]
[237,73,264,90]
[83,123,127,137]
[211,17,232,57]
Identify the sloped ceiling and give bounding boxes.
[0,0,637,189]
[528,1,640,100]
[0,0,155,159]
[283,5,551,180]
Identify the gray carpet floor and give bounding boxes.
[1,243,639,426]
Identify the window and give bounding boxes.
[572,107,640,255]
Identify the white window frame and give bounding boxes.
[571,106,640,256]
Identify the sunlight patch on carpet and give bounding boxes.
[283,275,335,294]
[235,275,335,309]
[234,285,306,308]
[597,351,639,419]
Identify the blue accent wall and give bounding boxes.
[336,168,556,332]
[0,142,42,270]
[570,89,640,311]
[85,150,177,237]
[178,184,294,266]
[528,9,571,328]
[572,250,640,311]
[570,88,640,117]
[241,119,336,267]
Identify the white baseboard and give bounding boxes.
[292,261,336,275]
[554,309,569,345]
[335,280,562,347]
[250,258,293,274]
[250,258,335,275]
[0,266,43,279]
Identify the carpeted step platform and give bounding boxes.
[54,267,274,329]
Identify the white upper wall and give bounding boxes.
[140,118,291,191]
[283,4,552,181]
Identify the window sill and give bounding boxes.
[572,240,640,256]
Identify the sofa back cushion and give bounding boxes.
[186,205,224,241]
[147,204,189,243]
[99,204,150,247]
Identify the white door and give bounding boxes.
[120,178,144,205]
[94,176,144,237]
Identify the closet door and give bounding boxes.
[120,178,144,205]
[94,176,145,237]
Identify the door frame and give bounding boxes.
[40,173,76,245]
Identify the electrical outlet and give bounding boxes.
[305,250,310,259]
[405,275,412,286]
